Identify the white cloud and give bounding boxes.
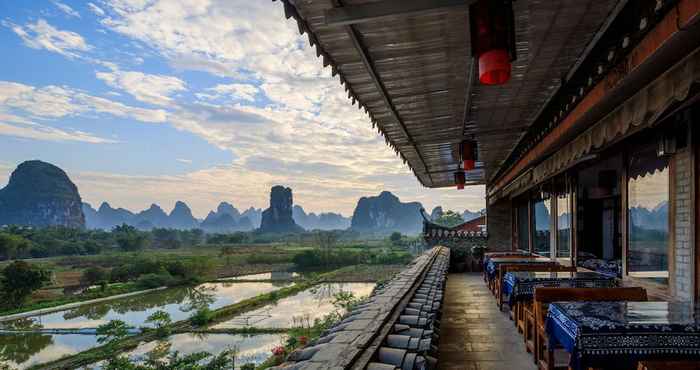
[0,121,115,144]
[88,2,106,16]
[196,83,258,102]
[0,80,167,124]
[0,1,487,215]
[96,69,186,106]
[176,158,192,164]
[53,1,81,18]
[4,19,90,58]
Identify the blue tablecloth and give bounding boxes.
[546,301,700,370]
[484,257,553,281]
[482,252,532,271]
[502,271,617,307]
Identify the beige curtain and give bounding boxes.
[529,47,700,184]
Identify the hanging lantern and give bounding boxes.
[470,0,516,85]
[460,140,477,171]
[454,170,466,190]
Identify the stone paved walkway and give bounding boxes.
[438,273,538,370]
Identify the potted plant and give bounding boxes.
[471,245,487,271]
[449,245,470,272]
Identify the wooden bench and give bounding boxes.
[532,287,648,370]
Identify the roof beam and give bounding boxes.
[324,0,473,27]
[342,19,434,184]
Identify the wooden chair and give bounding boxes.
[638,361,700,370]
[533,287,648,370]
[495,261,560,309]
[508,265,577,340]
[484,254,537,287]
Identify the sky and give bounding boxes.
[0,0,485,218]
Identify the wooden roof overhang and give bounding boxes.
[488,0,700,202]
[275,0,620,188]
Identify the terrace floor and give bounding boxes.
[438,273,538,370]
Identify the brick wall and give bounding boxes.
[486,197,512,251]
[673,148,694,301]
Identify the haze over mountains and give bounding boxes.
[2,160,484,235]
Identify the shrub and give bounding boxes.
[189,307,213,326]
[136,273,174,289]
[240,364,255,370]
[82,266,109,286]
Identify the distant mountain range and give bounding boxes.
[630,201,669,231]
[82,201,264,232]
[2,160,483,235]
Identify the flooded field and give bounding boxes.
[0,281,374,369]
[214,282,375,328]
[87,333,286,369]
[219,271,300,281]
[1,281,293,330]
[0,333,98,369]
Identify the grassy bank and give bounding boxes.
[0,282,141,317]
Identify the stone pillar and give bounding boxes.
[486,197,512,251]
[673,137,695,301]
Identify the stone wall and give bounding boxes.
[673,148,694,301]
[486,197,512,251]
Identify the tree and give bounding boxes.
[434,210,465,228]
[0,233,31,260]
[81,267,109,287]
[145,310,172,337]
[314,231,338,268]
[0,261,50,308]
[114,224,150,252]
[96,320,131,344]
[389,232,403,245]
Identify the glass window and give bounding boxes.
[517,203,529,252]
[533,198,551,257]
[627,148,669,284]
[556,192,571,258]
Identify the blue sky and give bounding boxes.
[0,0,484,217]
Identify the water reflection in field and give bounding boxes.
[214,282,375,329]
[2,281,293,330]
[96,333,285,369]
[219,271,300,281]
[0,333,98,369]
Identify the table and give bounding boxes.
[502,271,618,307]
[485,257,553,281]
[545,301,700,370]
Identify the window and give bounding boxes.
[556,191,571,259]
[517,202,529,252]
[533,197,551,257]
[627,147,670,285]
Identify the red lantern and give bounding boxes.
[470,0,516,86]
[454,170,466,190]
[460,140,477,171]
[479,49,511,85]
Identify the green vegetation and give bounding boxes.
[434,210,465,227]
[146,310,173,337]
[96,320,132,344]
[103,349,239,370]
[259,291,364,369]
[0,232,32,260]
[0,261,50,308]
[189,307,214,326]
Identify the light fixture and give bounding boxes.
[470,0,516,85]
